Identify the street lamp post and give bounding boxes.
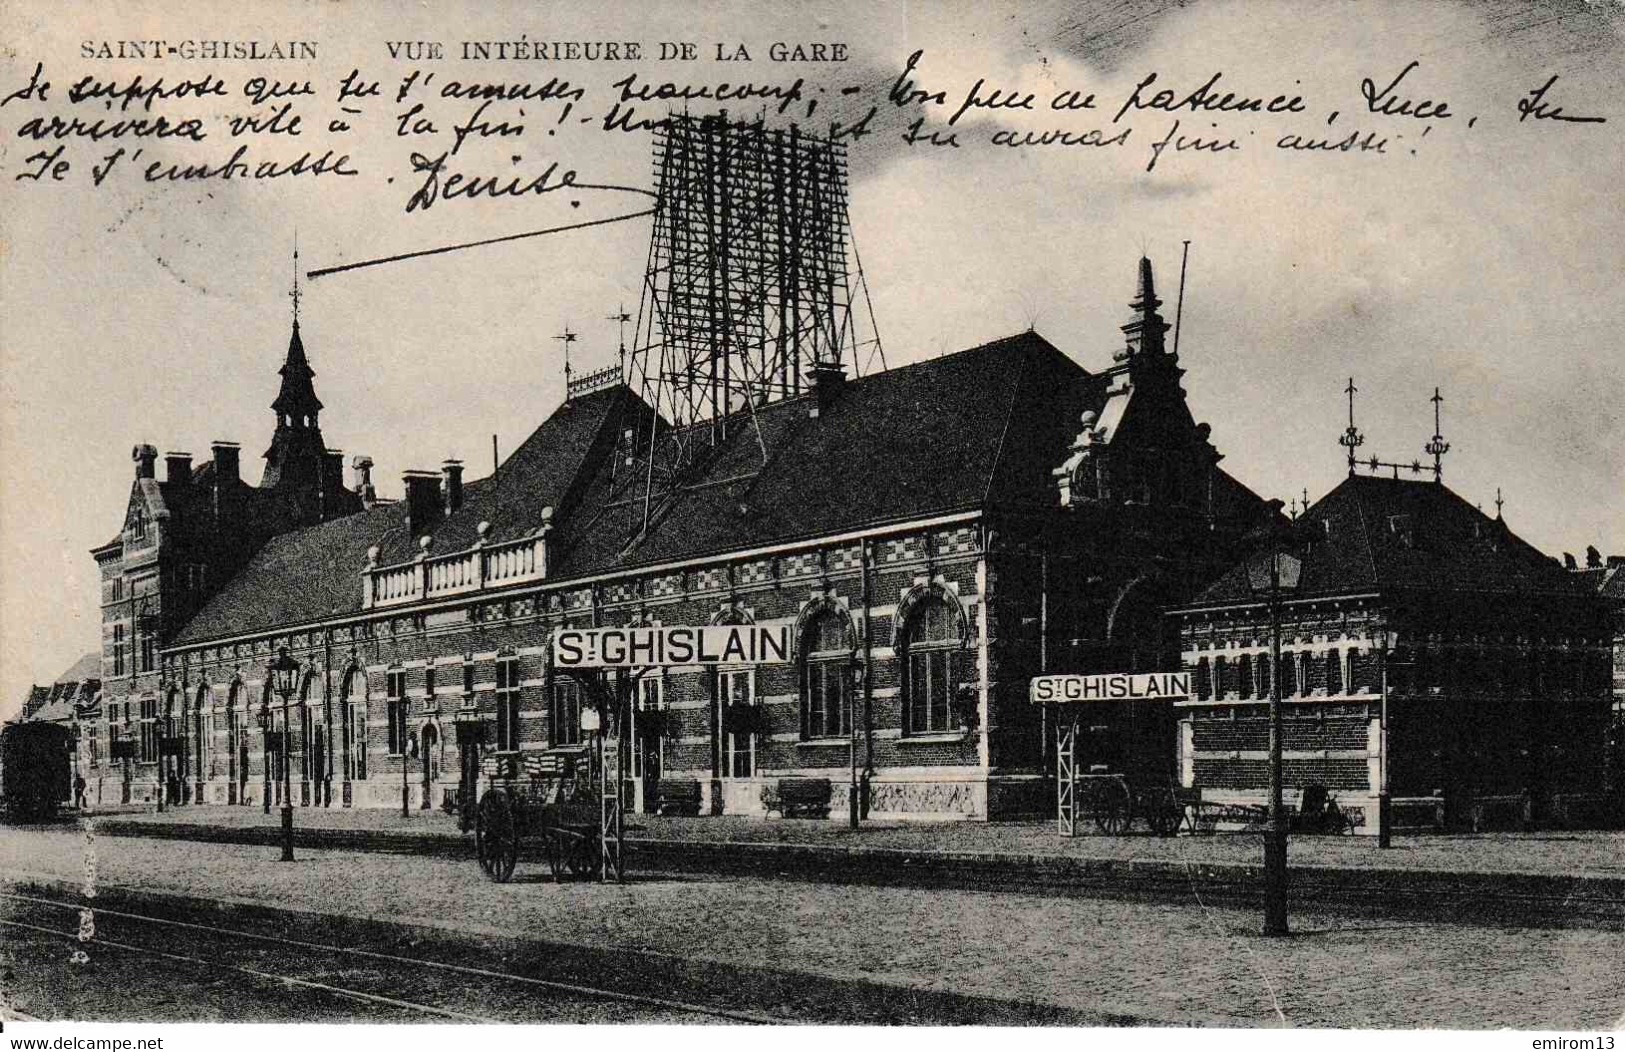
[1378,630,1393,849]
[270,647,300,862]
[402,721,411,819]
[1247,539,1302,938]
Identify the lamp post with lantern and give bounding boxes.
[1245,517,1303,938]
[258,700,271,815]
[270,647,300,862]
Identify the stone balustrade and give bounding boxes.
[361,512,551,609]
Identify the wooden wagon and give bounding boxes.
[472,752,623,883]
[1073,770,1197,837]
[1052,691,1196,838]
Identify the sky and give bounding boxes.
[1,0,1621,720]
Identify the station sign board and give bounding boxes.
[553,624,792,670]
[1029,672,1190,703]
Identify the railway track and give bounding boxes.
[0,886,781,1025]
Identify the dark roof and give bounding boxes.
[1575,564,1625,603]
[174,384,635,643]
[1189,474,1584,605]
[556,332,1098,574]
[18,652,102,723]
[174,331,1268,645]
[54,651,102,683]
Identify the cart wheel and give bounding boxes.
[1146,802,1179,838]
[1093,782,1132,836]
[476,788,519,883]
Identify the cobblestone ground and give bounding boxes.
[105,804,1625,877]
[3,826,1622,1028]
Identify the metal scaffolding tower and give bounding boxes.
[621,113,883,537]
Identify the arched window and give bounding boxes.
[801,609,851,740]
[195,684,210,778]
[344,669,367,781]
[299,674,315,782]
[902,597,958,735]
[226,682,242,789]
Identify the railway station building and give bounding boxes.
[89,256,1277,819]
[1171,475,1618,832]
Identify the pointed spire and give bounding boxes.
[1118,255,1171,362]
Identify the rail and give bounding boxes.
[363,524,550,609]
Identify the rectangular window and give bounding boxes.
[804,659,850,739]
[548,673,580,748]
[496,658,523,750]
[462,661,475,698]
[139,627,155,674]
[386,670,406,754]
[719,669,755,777]
[113,624,126,677]
[139,697,158,763]
[88,726,100,768]
[424,666,436,706]
[633,676,664,780]
[906,650,952,733]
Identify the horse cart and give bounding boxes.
[1036,671,1196,838]
[473,751,624,883]
[1071,771,1194,837]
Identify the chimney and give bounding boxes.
[317,449,344,519]
[402,470,441,539]
[442,459,464,515]
[352,455,377,508]
[132,444,158,480]
[211,441,240,486]
[164,451,192,485]
[805,361,847,418]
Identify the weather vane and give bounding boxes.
[1424,387,1450,483]
[554,326,577,383]
[1338,377,1364,476]
[606,304,631,370]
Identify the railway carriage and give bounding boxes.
[1,721,71,822]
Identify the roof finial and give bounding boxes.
[606,304,631,373]
[1495,486,1504,519]
[1338,377,1364,476]
[290,231,301,325]
[554,325,577,384]
[1425,386,1450,483]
